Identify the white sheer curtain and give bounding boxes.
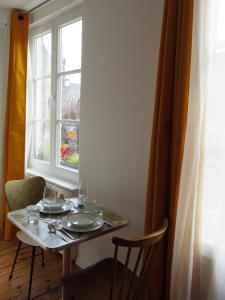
[201,0,225,299]
[171,0,225,299]
[25,45,34,170]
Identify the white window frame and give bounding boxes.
[27,6,83,186]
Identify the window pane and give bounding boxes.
[35,32,51,77]
[60,122,79,170]
[59,20,82,72]
[35,121,50,161]
[58,73,80,120]
[35,78,51,120]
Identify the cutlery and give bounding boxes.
[103,220,113,227]
[48,223,70,242]
[49,222,79,240]
[59,227,79,240]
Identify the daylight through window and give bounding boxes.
[29,17,82,179]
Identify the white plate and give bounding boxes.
[62,215,104,233]
[41,199,65,210]
[40,201,72,214]
[65,213,97,228]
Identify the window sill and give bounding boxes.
[26,168,79,192]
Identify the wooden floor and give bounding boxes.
[0,239,67,300]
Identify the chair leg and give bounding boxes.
[68,291,75,300]
[69,290,75,300]
[9,241,22,280]
[41,248,45,266]
[28,246,36,300]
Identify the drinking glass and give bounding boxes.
[78,181,88,206]
[43,187,57,210]
[84,199,94,212]
[93,201,104,218]
[26,205,40,225]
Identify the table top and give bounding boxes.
[7,206,129,251]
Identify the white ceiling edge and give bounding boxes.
[0,0,28,10]
[29,0,83,27]
[0,8,11,13]
[0,0,53,12]
[23,0,56,11]
[0,0,83,28]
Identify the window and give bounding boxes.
[57,20,82,170]
[27,13,82,183]
[33,31,52,163]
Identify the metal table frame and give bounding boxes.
[8,209,128,300]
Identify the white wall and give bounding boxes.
[77,0,164,267]
[0,10,10,208]
[28,0,164,267]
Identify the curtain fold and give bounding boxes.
[144,0,194,299]
[170,1,210,299]
[0,10,29,240]
[171,0,225,299]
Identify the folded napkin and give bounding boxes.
[66,197,80,207]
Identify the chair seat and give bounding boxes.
[62,257,138,300]
[16,231,39,247]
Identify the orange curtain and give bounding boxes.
[144,0,194,299]
[0,10,29,240]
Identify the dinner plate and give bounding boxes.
[41,199,65,210]
[62,215,104,233]
[39,201,72,214]
[65,213,97,228]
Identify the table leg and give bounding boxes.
[62,248,71,300]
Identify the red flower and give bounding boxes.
[61,146,70,158]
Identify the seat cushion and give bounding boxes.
[16,230,39,247]
[62,257,138,300]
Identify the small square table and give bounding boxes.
[7,207,128,300]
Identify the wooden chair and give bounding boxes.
[5,176,46,300]
[62,218,168,300]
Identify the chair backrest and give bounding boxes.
[5,176,46,211]
[110,218,168,300]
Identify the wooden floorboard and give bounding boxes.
[0,239,79,300]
